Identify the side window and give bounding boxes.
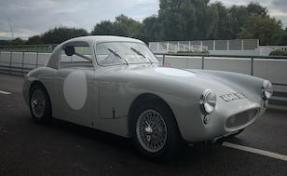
[59,42,94,68]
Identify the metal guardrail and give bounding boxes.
[1,51,287,87]
[155,53,287,87]
[0,51,47,74]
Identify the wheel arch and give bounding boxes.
[29,80,48,97]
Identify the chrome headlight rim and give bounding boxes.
[200,89,217,115]
[262,80,273,100]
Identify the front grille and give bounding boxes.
[226,108,259,129]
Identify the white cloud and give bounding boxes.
[0,0,159,39]
[272,0,287,12]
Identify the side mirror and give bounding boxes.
[64,46,75,56]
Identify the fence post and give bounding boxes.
[201,56,205,70]
[250,57,254,76]
[162,54,166,66]
[9,51,12,74]
[21,52,25,73]
[36,51,39,68]
[227,40,230,50]
[200,41,203,51]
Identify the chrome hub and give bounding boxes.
[31,89,46,118]
[136,109,167,153]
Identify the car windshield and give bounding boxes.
[95,42,159,66]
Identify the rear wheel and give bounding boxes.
[29,84,51,122]
[132,99,182,160]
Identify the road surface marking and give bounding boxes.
[0,90,11,95]
[223,142,287,162]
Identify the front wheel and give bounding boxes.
[132,100,182,160]
[29,84,51,122]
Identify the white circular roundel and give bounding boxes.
[63,71,87,110]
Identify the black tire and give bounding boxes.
[29,84,52,122]
[131,99,183,160]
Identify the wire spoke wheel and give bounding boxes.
[136,109,168,153]
[30,89,46,119]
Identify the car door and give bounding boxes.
[53,41,98,127]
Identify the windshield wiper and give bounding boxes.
[130,47,146,58]
[107,48,128,65]
[130,47,153,64]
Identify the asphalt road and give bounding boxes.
[0,73,286,176]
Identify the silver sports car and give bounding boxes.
[23,36,273,159]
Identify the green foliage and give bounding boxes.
[147,0,284,45]
[141,16,163,42]
[247,2,268,17]
[269,49,287,56]
[158,0,210,40]
[90,21,116,35]
[272,31,287,45]
[41,27,88,44]
[25,27,88,45]
[240,16,282,45]
[91,15,142,39]
[26,35,43,45]
[10,38,25,45]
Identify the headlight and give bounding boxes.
[262,80,273,100]
[200,89,217,115]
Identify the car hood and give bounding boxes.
[96,65,251,98]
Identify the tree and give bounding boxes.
[142,16,163,42]
[272,31,287,45]
[247,2,268,17]
[208,2,233,39]
[114,15,142,38]
[91,15,142,39]
[157,0,210,40]
[10,38,25,45]
[228,5,249,38]
[240,16,282,45]
[41,27,88,44]
[26,35,43,45]
[91,21,118,35]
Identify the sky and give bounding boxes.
[0,0,286,40]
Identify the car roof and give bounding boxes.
[47,35,146,69]
[64,35,144,44]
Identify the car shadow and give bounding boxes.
[29,117,223,164]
